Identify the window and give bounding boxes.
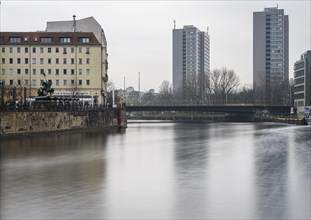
[86,79,90,86]
[79,58,82,64]
[40,80,44,86]
[86,58,90,64]
[40,47,44,53]
[32,69,36,75]
[32,79,36,86]
[17,69,21,74]
[40,58,44,64]
[10,80,13,85]
[79,37,90,43]
[40,37,52,43]
[10,69,13,75]
[56,69,59,75]
[9,37,21,43]
[40,69,45,75]
[25,58,29,64]
[1,69,5,75]
[63,47,67,54]
[63,79,67,86]
[48,48,52,53]
[25,80,29,86]
[56,80,59,86]
[86,48,90,54]
[79,80,82,85]
[48,58,51,64]
[79,69,82,75]
[18,80,21,85]
[63,58,67,64]
[78,48,82,53]
[71,80,75,86]
[63,69,67,75]
[9,58,13,64]
[48,69,52,75]
[25,69,29,75]
[32,47,36,53]
[9,47,13,53]
[71,47,74,53]
[17,58,21,64]
[60,37,71,43]
[56,58,59,64]
[56,48,59,53]
[1,47,5,53]
[86,69,90,75]
[71,58,75,64]
[71,69,74,75]
[17,47,21,53]
[1,58,5,64]
[25,47,28,53]
[32,58,36,64]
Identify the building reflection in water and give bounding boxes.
[0,130,110,219]
[253,124,290,219]
[173,123,210,219]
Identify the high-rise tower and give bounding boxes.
[253,6,289,105]
[173,25,210,101]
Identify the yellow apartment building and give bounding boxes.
[0,31,108,104]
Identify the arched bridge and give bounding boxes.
[126,105,292,115]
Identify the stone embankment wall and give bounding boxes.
[0,109,126,136]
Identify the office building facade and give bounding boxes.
[173,25,210,100]
[293,50,311,117]
[253,6,289,105]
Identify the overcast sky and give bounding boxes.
[1,0,310,92]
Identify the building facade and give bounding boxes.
[46,16,108,103]
[293,50,311,117]
[172,25,210,100]
[0,31,103,104]
[253,6,289,105]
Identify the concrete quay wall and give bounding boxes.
[0,109,126,136]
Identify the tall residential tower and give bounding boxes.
[253,6,289,105]
[173,25,210,101]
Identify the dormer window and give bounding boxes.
[60,37,71,43]
[79,37,90,43]
[9,37,22,43]
[40,37,52,43]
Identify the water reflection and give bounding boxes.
[1,123,310,219]
[253,125,290,219]
[173,123,210,219]
[1,131,110,219]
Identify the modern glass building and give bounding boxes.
[253,6,289,105]
[172,25,210,100]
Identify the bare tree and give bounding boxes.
[158,80,173,105]
[207,68,240,105]
[159,80,172,96]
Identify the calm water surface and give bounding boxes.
[1,122,310,219]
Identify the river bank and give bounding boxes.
[0,109,127,137]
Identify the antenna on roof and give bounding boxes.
[73,15,76,32]
[173,20,176,29]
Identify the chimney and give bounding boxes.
[73,15,76,32]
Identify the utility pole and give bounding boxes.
[138,72,140,104]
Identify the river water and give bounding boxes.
[1,122,310,219]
